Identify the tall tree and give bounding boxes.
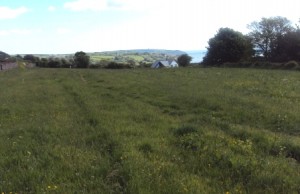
[74,51,90,68]
[247,16,293,60]
[272,29,300,61]
[202,28,253,65]
[23,54,37,63]
[177,54,192,67]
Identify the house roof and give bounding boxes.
[151,60,178,68]
[159,61,170,66]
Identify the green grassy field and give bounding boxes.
[90,55,145,64]
[90,55,115,62]
[0,67,299,193]
[88,51,179,66]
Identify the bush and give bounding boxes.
[105,62,133,69]
[222,62,248,68]
[213,61,300,70]
[283,60,299,69]
[250,62,276,69]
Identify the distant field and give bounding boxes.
[89,54,147,65]
[88,51,179,65]
[126,55,145,62]
[90,55,145,63]
[90,55,114,62]
[0,68,299,193]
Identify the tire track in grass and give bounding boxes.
[61,82,128,193]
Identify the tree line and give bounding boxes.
[202,16,300,69]
[20,51,90,68]
[21,52,192,69]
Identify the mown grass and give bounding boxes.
[0,67,299,193]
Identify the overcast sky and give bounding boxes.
[1,0,300,54]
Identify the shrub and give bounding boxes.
[105,62,133,69]
[283,60,299,69]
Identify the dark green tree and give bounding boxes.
[48,58,62,68]
[177,54,192,67]
[15,55,23,60]
[272,29,300,61]
[247,16,293,60]
[74,51,90,68]
[202,28,253,65]
[36,58,48,67]
[60,58,71,68]
[0,51,10,61]
[23,54,38,63]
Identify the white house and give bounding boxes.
[151,60,179,68]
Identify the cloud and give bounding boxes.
[48,6,56,12]
[64,0,108,11]
[0,29,42,36]
[63,0,147,11]
[10,29,32,35]
[56,28,71,35]
[0,30,9,36]
[0,6,28,19]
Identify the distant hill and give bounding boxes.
[30,49,186,59]
[0,51,11,61]
[91,49,186,56]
